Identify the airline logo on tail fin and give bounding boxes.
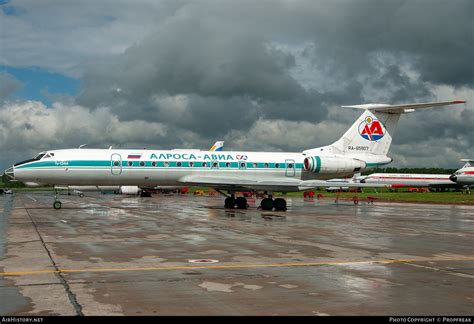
[358,116,385,141]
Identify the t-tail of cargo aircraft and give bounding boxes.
[4,100,465,210]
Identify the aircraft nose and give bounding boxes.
[4,166,15,180]
[449,174,457,182]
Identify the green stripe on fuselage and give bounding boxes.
[16,160,305,170]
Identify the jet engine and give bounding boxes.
[304,156,366,174]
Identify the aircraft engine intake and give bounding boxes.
[304,156,366,174]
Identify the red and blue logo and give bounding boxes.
[358,117,385,141]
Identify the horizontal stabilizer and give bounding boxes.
[341,100,465,114]
[460,159,474,168]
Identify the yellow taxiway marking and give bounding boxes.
[1,257,474,277]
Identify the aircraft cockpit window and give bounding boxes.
[34,153,46,160]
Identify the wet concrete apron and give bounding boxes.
[0,193,473,315]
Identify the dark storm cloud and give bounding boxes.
[78,0,472,106]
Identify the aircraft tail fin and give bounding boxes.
[325,100,465,157]
[209,141,224,151]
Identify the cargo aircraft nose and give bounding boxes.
[4,166,15,180]
[449,174,457,182]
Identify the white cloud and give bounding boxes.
[0,100,168,168]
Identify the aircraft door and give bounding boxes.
[111,153,122,175]
[285,159,295,177]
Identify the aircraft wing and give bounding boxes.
[179,175,390,192]
[341,100,466,114]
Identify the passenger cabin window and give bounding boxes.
[288,163,293,169]
[202,162,208,167]
[189,162,194,167]
[164,162,170,167]
[113,161,120,166]
[139,161,145,167]
[225,162,231,168]
[264,163,269,168]
[177,162,182,167]
[152,161,157,167]
[128,161,133,166]
[275,163,280,168]
[253,163,258,168]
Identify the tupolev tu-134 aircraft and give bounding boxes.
[4,100,465,210]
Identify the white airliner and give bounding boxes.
[4,100,465,210]
[450,159,474,189]
[361,173,458,189]
[50,141,226,197]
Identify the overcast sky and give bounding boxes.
[0,0,473,170]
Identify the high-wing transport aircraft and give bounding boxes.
[4,100,465,210]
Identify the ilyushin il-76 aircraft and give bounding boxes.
[450,159,474,191]
[4,100,465,210]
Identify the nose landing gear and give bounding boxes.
[53,191,62,209]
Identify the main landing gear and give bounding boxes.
[217,190,287,211]
[260,196,287,211]
[224,194,249,209]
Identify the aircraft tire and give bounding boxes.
[53,201,62,210]
[274,198,287,211]
[260,198,274,211]
[225,197,236,209]
[236,197,248,209]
